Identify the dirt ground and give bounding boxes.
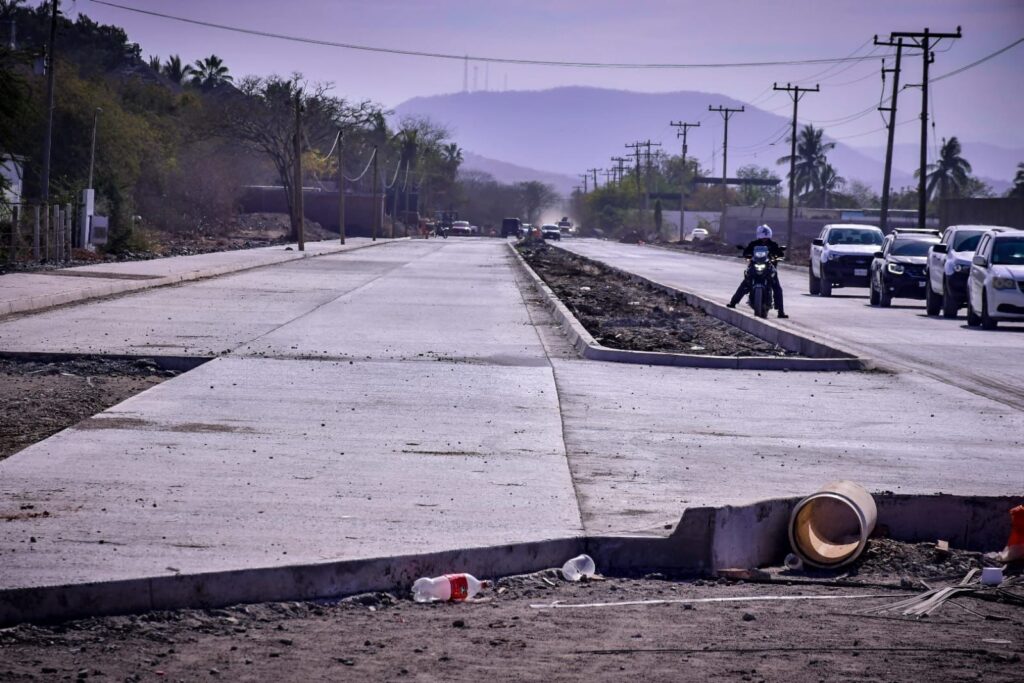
[518,243,795,357]
[0,214,337,274]
[0,540,1020,682]
[0,356,176,461]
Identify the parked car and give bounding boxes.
[967,229,1024,329]
[449,220,472,236]
[808,224,884,296]
[501,217,522,238]
[926,225,1010,318]
[869,229,941,307]
[687,228,709,242]
[541,224,562,241]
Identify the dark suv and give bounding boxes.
[869,229,941,307]
[501,217,522,238]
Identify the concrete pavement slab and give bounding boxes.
[0,238,381,319]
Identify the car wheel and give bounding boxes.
[941,279,959,318]
[925,282,941,316]
[869,279,880,306]
[981,292,998,330]
[808,267,820,295]
[820,275,832,297]
[966,301,981,327]
[879,285,892,308]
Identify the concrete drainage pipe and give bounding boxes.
[788,481,877,569]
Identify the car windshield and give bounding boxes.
[992,238,1024,265]
[950,230,985,252]
[890,239,935,257]
[827,229,882,245]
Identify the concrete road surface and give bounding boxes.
[1,238,1021,595]
[558,239,1024,410]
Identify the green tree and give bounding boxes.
[1008,162,1024,198]
[162,54,193,85]
[777,124,835,198]
[736,165,780,206]
[818,163,846,209]
[918,136,972,201]
[190,54,232,89]
[517,180,559,225]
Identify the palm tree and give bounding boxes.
[777,124,835,198]
[1010,162,1024,198]
[442,142,463,168]
[819,164,846,209]
[190,54,233,89]
[918,137,972,201]
[162,54,193,85]
[147,55,161,72]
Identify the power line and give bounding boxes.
[929,35,1024,83]
[89,0,894,70]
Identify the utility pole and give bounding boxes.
[670,121,700,240]
[888,27,961,228]
[626,141,660,211]
[371,146,379,240]
[292,92,305,250]
[602,169,615,186]
[587,168,600,190]
[578,174,589,193]
[336,129,345,244]
[40,0,58,258]
[708,105,744,212]
[874,35,905,232]
[772,83,819,249]
[610,156,628,184]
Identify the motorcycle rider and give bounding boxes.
[726,224,788,318]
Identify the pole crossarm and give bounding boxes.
[707,105,744,211]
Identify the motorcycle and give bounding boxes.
[737,244,784,318]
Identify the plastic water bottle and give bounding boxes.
[561,554,596,582]
[412,574,489,603]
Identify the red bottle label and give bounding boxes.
[446,574,469,601]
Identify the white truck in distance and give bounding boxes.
[926,225,1009,318]
[808,224,884,296]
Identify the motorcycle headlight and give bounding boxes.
[992,276,1017,290]
[754,263,766,272]
[887,262,905,275]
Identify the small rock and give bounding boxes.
[742,612,756,622]
[452,619,466,628]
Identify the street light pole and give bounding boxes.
[87,107,101,190]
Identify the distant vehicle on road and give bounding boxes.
[501,217,522,238]
[926,225,1010,318]
[808,224,883,296]
[541,224,562,241]
[686,228,709,242]
[967,229,1024,329]
[869,228,940,307]
[557,217,576,237]
[450,220,472,236]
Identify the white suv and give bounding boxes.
[926,225,1009,318]
[967,229,1024,329]
[808,224,884,296]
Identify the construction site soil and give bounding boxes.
[519,243,795,357]
[0,356,175,461]
[0,541,1020,682]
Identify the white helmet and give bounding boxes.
[755,224,773,240]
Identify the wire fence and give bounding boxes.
[0,202,77,266]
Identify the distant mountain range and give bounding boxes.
[394,86,1021,195]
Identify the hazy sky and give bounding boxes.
[67,0,1024,149]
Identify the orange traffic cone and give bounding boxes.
[998,505,1024,563]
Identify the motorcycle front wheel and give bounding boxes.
[753,288,767,318]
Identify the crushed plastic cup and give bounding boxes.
[561,554,596,582]
[981,567,1004,586]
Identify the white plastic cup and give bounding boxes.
[561,554,596,582]
[981,567,1003,586]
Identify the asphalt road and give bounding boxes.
[558,239,1024,410]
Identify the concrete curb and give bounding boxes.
[1,493,1014,625]
[0,239,404,320]
[509,243,866,371]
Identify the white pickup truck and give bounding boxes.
[926,225,1010,317]
[808,224,884,296]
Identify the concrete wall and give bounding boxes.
[941,197,1024,230]
[240,187,388,237]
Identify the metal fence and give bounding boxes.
[0,202,76,265]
